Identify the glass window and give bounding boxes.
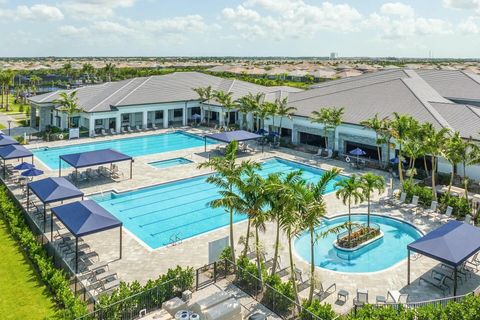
[173,109,182,117]
[95,119,103,126]
[299,132,327,148]
[155,111,163,119]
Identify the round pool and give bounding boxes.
[294,214,422,273]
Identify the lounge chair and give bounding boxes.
[466,252,480,271]
[379,188,394,205]
[392,192,407,207]
[313,148,324,160]
[420,270,450,294]
[100,129,107,136]
[422,201,438,217]
[387,290,408,304]
[135,125,142,131]
[405,195,420,213]
[110,128,117,135]
[314,281,336,301]
[152,123,158,130]
[353,289,368,307]
[465,215,473,225]
[127,126,134,133]
[439,206,453,222]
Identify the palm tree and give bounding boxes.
[456,137,480,201]
[236,92,263,131]
[360,114,384,166]
[213,90,234,127]
[104,62,116,82]
[335,175,364,245]
[193,86,213,125]
[62,63,73,78]
[82,63,95,83]
[310,107,344,153]
[360,173,385,229]
[276,97,296,136]
[390,113,416,186]
[255,101,273,131]
[198,141,259,264]
[54,91,83,129]
[423,124,449,200]
[264,170,302,276]
[304,168,341,302]
[442,132,463,193]
[378,118,394,168]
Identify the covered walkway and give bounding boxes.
[204,130,263,152]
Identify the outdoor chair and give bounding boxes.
[135,125,142,131]
[110,128,117,135]
[314,281,336,301]
[151,123,158,130]
[422,201,438,217]
[420,270,450,294]
[313,148,324,160]
[440,206,454,222]
[353,289,369,307]
[121,127,127,134]
[405,195,420,213]
[464,215,473,225]
[466,253,480,271]
[127,126,134,133]
[100,129,107,136]
[392,192,407,207]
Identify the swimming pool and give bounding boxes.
[91,158,344,249]
[294,215,422,273]
[32,131,215,170]
[149,158,193,169]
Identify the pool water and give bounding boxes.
[294,215,422,273]
[91,158,344,249]
[149,158,193,169]
[32,131,215,170]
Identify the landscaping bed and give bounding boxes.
[335,227,382,249]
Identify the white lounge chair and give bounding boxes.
[110,128,117,135]
[392,192,407,207]
[121,127,127,134]
[353,289,369,307]
[152,123,158,130]
[405,195,420,213]
[423,201,438,217]
[135,125,142,131]
[100,129,107,136]
[127,126,134,133]
[440,206,453,222]
[465,214,473,225]
[314,281,336,301]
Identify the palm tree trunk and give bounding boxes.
[271,220,280,276]
[367,197,371,229]
[398,145,404,186]
[332,128,336,154]
[287,231,300,309]
[348,200,352,245]
[243,218,251,257]
[424,156,430,177]
[432,156,437,201]
[448,164,454,193]
[278,117,283,135]
[1,86,4,108]
[376,133,381,167]
[207,106,211,125]
[308,227,315,302]
[229,208,236,264]
[463,162,469,202]
[255,227,263,284]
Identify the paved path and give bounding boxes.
[0,112,37,136]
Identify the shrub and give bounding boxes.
[0,185,87,318]
[402,181,433,205]
[439,194,470,218]
[263,274,294,314]
[300,299,336,320]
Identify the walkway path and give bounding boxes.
[0,112,37,136]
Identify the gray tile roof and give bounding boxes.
[430,102,480,139]
[416,69,480,102]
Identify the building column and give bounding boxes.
[163,109,169,128]
[89,117,95,137]
[30,106,36,128]
[219,111,225,128]
[200,107,205,124]
[183,104,188,126]
[246,112,254,131]
[143,111,148,129]
[116,114,121,133]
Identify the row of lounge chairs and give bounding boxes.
[66,165,122,183]
[380,189,456,223]
[95,124,164,137]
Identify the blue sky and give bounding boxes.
[0,0,479,58]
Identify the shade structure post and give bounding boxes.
[407,249,411,285]
[50,213,53,242]
[43,206,46,232]
[75,237,79,273]
[31,155,34,165]
[3,159,6,178]
[130,160,133,179]
[204,137,207,153]
[454,266,458,296]
[26,187,30,211]
[119,226,122,260]
[59,158,61,177]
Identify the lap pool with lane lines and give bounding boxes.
[32,131,216,170]
[91,158,345,249]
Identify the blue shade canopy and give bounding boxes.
[408,220,480,267]
[51,200,122,237]
[14,162,35,170]
[0,144,33,160]
[28,177,83,204]
[0,135,19,147]
[21,168,44,177]
[206,130,263,143]
[60,149,132,169]
[349,148,366,156]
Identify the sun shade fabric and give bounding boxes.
[0,144,33,159]
[0,135,19,147]
[205,130,263,143]
[407,220,480,267]
[60,149,132,168]
[51,200,121,237]
[28,177,84,204]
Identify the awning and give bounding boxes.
[0,135,19,147]
[28,177,84,204]
[205,130,263,143]
[59,149,132,169]
[407,220,480,295]
[0,144,33,160]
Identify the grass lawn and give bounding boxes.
[0,123,5,130]
[0,219,56,319]
[1,94,28,117]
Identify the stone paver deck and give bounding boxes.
[3,127,480,314]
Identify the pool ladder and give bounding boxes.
[169,232,182,246]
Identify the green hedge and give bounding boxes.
[300,299,336,320]
[439,194,470,218]
[0,185,88,319]
[402,181,433,205]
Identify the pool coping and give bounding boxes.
[293,213,425,276]
[86,156,348,251]
[147,157,195,170]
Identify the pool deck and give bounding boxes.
[5,127,480,314]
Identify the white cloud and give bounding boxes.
[443,0,480,9]
[59,25,89,37]
[222,0,362,40]
[459,17,480,33]
[380,2,415,17]
[0,4,63,21]
[61,0,136,20]
[365,3,452,39]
